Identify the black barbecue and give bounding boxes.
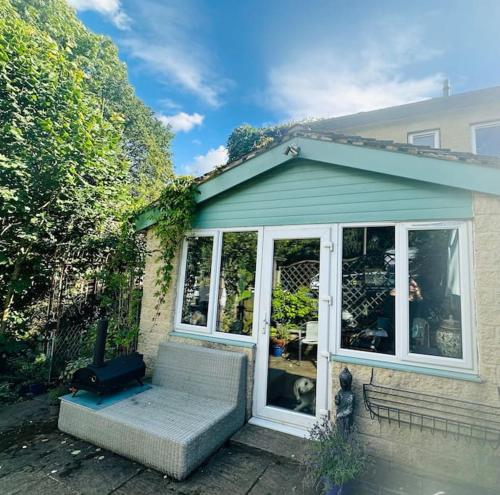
[71,318,146,399]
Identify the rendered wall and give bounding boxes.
[329,192,500,491]
[330,100,500,153]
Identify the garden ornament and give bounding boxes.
[335,367,354,435]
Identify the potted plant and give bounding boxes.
[47,384,68,415]
[270,325,290,357]
[304,416,365,495]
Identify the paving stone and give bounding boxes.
[114,468,175,494]
[0,470,79,495]
[0,395,58,450]
[172,446,271,495]
[52,444,143,495]
[247,459,315,495]
[230,423,310,463]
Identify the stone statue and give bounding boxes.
[335,367,354,435]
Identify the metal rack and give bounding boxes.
[363,370,500,446]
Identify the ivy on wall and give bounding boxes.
[154,176,199,299]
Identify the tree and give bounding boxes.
[0,0,172,336]
[226,121,307,162]
[10,0,173,207]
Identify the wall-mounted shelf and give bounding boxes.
[363,370,500,446]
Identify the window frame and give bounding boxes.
[174,230,219,334]
[471,120,500,155]
[408,129,440,148]
[334,221,476,373]
[175,227,263,342]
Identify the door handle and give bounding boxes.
[262,312,269,334]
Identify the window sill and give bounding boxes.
[330,354,481,382]
[170,331,256,349]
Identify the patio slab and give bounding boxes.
[230,423,310,463]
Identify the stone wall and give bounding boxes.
[138,228,178,370]
[330,192,500,491]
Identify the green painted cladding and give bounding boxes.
[192,159,472,229]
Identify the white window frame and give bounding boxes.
[333,221,476,373]
[471,120,500,154]
[174,230,219,334]
[408,129,440,148]
[175,227,263,342]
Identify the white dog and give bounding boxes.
[293,377,316,412]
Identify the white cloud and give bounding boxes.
[157,112,204,133]
[119,2,227,106]
[182,146,228,176]
[68,0,131,30]
[264,25,444,119]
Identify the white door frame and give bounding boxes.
[252,225,333,435]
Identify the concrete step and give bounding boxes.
[230,423,311,464]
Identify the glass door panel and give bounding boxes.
[266,238,321,416]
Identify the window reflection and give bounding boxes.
[181,236,213,326]
[409,229,462,359]
[217,232,258,335]
[341,226,396,355]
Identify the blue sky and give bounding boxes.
[69,0,500,175]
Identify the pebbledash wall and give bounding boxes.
[138,180,500,491]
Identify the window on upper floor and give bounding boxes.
[471,121,500,156]
[408,129,440,148]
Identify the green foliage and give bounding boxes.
[59,356,91,384]
[226,121,308,162]
[272,285,317,328]
[8,0,173,207]
[82,318,140,359]
[0,382,17,403]
[155,176,198,297]
[0,0,171,351]
[47,383,67,404]
[304,417,366,491]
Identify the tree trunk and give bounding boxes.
[1,258,23,333]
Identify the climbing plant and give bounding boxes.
[154,176,199,298]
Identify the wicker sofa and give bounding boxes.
[58,342,247,480]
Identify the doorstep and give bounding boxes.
[230,423,311,464]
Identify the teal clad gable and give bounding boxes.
[192,159,472,229]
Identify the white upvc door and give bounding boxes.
[252,226,333,436]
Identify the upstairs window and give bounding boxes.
[408,129,440,148]
[472,121,500,156]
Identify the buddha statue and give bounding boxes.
[335,367,354,435]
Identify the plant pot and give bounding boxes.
[20,382,46,397]
[271,344,285,357]
[49,403,60,416]
[324,480,353,495]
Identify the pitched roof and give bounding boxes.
[136,128,500,231]
[308,85,500,132]
[197,126,500,185]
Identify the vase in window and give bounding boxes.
[435,316,462,358]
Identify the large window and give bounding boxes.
[176,229,260,338]
[338,222,473,371]
[472,121,500,156]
